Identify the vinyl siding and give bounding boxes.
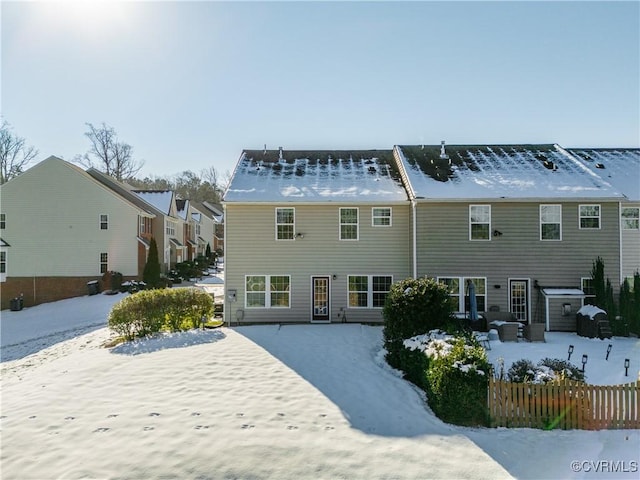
[415,201,621,329]
[0,159,141,277]
[621,202,640,281]
[224,203,412,324]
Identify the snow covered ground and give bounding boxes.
[1,286,639,479]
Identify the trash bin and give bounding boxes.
[87,280,100,295]
[10,297,23,311]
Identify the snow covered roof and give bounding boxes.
[568,148,640,201]
[175,198,190,220]
[133,190,174,215]
[396,144,623,201]
[541,288,585,297]
[224,149,408,203]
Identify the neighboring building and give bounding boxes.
[222,149,411,325]
[202,201,224,254]
[393,143,624,331]
[0,157,155,308]
[191,201,217,258]
[132,190,184,270]
[569,149,640,285]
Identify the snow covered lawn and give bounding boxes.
[1,294,639,479]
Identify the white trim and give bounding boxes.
[310,275,331,323]
[371,207,392,227]
[339,207,359,241]
[275,207,295,241]
[578,204,601,230]
[469,204,491,241]
[244,274,292,309]
[346,274,393,309]
[508,278,531,324]
[540,204,562,241]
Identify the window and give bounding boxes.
[540,204,562,240]
[195,223,201,236]
[100,253,108,274]
[438,276,487,312]
[348,275,392,308]
[579,205,600,229]
[340,208,359,240]
[166,220,176,236]
[0,251,6,274]
[622,207,639,230]
[245,275,290,308]
[469,205,491,240]
[99,214,108,230]
[581,277,595,305]
[372,207,392,227]
[276,208,295,240]
[0,213,5,229]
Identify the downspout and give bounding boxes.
[412,199,417,279]
[223,202,229,327]
[618,201,623,285]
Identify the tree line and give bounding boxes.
[0,120,228,204]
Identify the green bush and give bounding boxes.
[108,288,214,341]
[143,237,162,288]
[383,277,453,370]
[507,357,585,383]
[423,337,490,426]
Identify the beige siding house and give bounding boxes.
[222,149,411,325]
[191,202,217,258]
[394,144,625,331]
[0,157,154,308]
[569,149,640,284]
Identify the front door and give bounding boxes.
[312,276,330,322]
[510,279,529,323]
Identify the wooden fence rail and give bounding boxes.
[488,377,640,430]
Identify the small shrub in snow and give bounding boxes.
[383,278,453,371]
[401,331,490,426]
[108,288,214,341]
[506,358,585,384]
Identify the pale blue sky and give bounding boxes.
[2,1,639,178]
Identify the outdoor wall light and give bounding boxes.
[624,359,630,376]
[332,274,337,280]
[492,229,503,237]
[582,354,588,373]
[567,345,574,361]
[295,233,304,239]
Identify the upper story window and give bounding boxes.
[166,220,176,236]
[372,207,392,227]
[276,208,295,240]
[195,223,201,236]
[469,205,491,240]
[579,205,601,229]
[100,252,108,274]
[540,204,562,241]
[622,207,639,230]
[340,208,359,240]
[245,275,290,308]
[348,275,392,308]
[0,213,5,229]
[100,214,109,230]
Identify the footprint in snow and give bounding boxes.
[93,427,110,433]
[241,424,255,429]
[65,416,75,421]
[149,412,160,417]
[143,426,154,431]
[191,412,201,416]
[107,414,118,418]
[286,425,298,430]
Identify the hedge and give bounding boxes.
[108,288,214,341]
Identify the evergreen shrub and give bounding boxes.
[108,288,214,341]
[382,277,453,371]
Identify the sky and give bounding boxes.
[2,0,639,180]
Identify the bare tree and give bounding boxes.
[0,120,39,184]
[79,122,144,181]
